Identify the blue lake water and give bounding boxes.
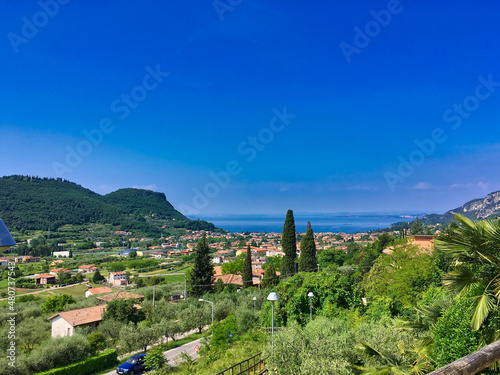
[193,213,416,234]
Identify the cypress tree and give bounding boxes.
[92,269,104,283]
[261,263,278,288]
[243,245,253,288]
[189,233,214,297]
[298,221,317,272]
[281,209,297,277]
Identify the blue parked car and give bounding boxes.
[116,353,147,375]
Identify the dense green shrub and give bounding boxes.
[432,292,481,368]
[35,349,117,375]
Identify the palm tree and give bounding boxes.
[354,339,432,375]
[435,213,500,331]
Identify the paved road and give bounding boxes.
[165,338,201,365]
[102,338,201,375]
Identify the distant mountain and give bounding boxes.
[423,190,500,224]
[0,175,219,235]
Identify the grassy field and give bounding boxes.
[50,283,90,297]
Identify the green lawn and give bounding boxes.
[50,283,90,297]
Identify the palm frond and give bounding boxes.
[442,268,476,293]
[454,213,476,229]
[356,341,403,367]
[470,290,497,330]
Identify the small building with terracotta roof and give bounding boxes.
[48,305,106,337]
[214,274,243,288]
[50,268,71,276]
[35,274,56,285]
[78,265,99,273]
[96,291,144,303]
[85,286,113,298]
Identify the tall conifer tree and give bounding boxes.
[261,263,278,288]
[298,221,317,272]
[189,233,214,297]
[243,245,253,288]
[281,209,297,277]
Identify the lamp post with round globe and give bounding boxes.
[267,292,279,353]
[307,292,314,322]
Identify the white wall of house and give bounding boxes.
[53,251,70,258]
[51,316,74,337]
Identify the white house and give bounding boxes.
[48,305,106,337]
[53,251,70,258]
[108,271,127,286]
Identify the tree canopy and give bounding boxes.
[189,233,214,297]
[298,221,317,272]
[281,209,297,278]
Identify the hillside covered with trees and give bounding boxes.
[0,175,218,235]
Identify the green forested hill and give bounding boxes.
[102,188,187,221]
[0,175,216,234]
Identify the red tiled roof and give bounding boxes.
[79,264,97,269]
[110,271,126,276]
[50,268,70,273]
[48,305,106,327]
[214,266,223,276]
[252,269,265,277]
[35,274,56,279]
[86,286,113,295]
[214,274,243,286]
[96,291,144,302]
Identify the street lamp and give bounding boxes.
[253,296,257,312]
[267,291,279,353]
[0,219,16,253]
[307,292,314,322]
[199,298,214,327]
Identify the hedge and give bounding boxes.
[35,349,117,375]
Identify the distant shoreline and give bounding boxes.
[191,213,418,234]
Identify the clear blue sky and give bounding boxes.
[1,1,500,215]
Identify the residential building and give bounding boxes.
[85,286,113,298]
[108,271,128,286]
[17,256,41,263]
[50,268,71,276]
[48,305,106,337]
[213,274,243,288]
[35,274,56,285]
[78,265,99,273]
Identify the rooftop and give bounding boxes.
[48,305,106,327]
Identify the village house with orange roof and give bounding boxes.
[214,274,243,288]
[85,286,113,298]
[35,274,56,285]
[78,264,99,273]
[48,305,106,337]
[49,268,71,276]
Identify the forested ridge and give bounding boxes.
[0,175,217,234]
